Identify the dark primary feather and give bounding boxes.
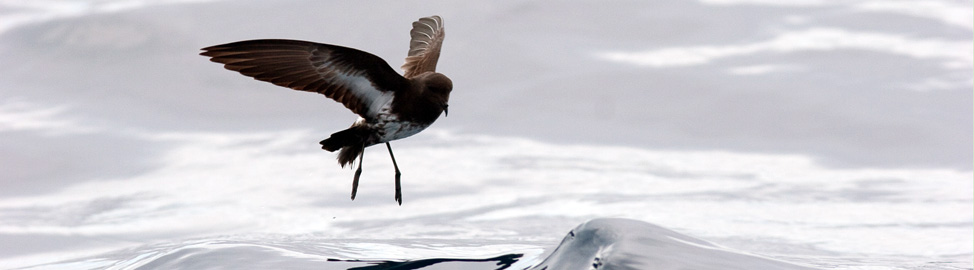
[200,39,410,118]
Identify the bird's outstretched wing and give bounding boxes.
[401,16,445,78]
[201,39,408,118]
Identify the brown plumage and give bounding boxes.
[200,16,451,205]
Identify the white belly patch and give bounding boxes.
[380,120,428,141]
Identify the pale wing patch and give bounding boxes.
[331,71,395,119]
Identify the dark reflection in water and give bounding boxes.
[331,254,523,270]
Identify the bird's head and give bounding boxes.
[421,72,452,116]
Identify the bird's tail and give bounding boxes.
[336,144,364,168]
[320,127,368,167]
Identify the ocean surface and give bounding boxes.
[0,0,971,269]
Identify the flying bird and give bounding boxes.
[200,16,451,205]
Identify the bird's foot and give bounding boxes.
[394,172,402,205]
[351,166,362,200]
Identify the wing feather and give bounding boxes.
[201,39,408,118]
[401,16,445,78]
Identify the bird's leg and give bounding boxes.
[351,147,364,200]
[386,142,402,205]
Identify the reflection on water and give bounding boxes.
[116,242,524,270]
[334,254,523,270]
[54,236,535,270]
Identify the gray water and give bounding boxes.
[0,0,971,269]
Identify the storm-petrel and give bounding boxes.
[200,16,450,205]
